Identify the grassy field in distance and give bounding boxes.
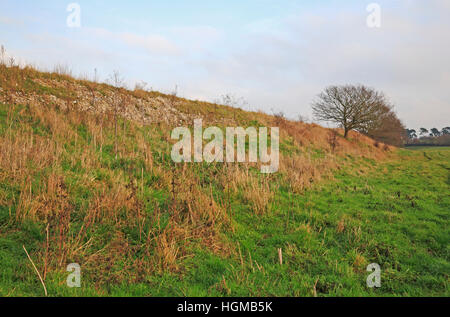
[405,146,450,151]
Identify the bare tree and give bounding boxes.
[215,93,249,122]
[312,85,391,138]
[297,114,310,123]
[134,80,148,91]
[170,84,178,97]
[93,68,98,83]
[108,70,125,159]
[216,94,249,110]
[366,109,405,147]
[8,57,15,68]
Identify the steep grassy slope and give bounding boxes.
[0,65,447,296]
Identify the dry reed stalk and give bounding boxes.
[23,245,48,296]
[313,277,319,297]
[278,248,283,266]
[43,224,49,280]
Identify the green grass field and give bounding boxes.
[1,146,448,296]
[405,146,450,151]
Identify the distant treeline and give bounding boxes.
[405,127,450,146]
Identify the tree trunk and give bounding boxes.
[344,128,349,139]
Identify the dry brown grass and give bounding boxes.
[0,133,56,180]
[217,164,274,215]
[279,152,337,193]
[241,175,274,215]
[336,217,346,234]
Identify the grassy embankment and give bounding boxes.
[0,65,448,296]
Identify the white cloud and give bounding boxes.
[87,27,180,56]
[119,32,180,55]
[0,15,23,26]
[169,25,220,41]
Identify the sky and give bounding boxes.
[1,0,449,130]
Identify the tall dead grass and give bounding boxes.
[0,64,395,287]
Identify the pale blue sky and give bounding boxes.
[1,0,449,129]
